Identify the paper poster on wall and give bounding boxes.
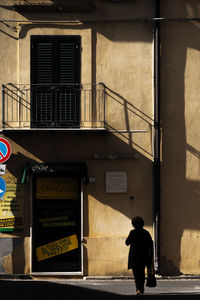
[0,175,24,232]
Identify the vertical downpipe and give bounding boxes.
[2,85,5,129]
[153,0,161,274]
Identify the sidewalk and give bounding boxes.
[50,278,200,296]
[0,277,200,299]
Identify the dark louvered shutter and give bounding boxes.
[59,42,77,84]
[33,42,53,84]
[31,36,81,128]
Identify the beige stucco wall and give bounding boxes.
[1,0,200,277]
[0,131,153,275]
[95,22,153,158]
[84,153,153,275]
[161,0,200,275]
[0,0,154,276]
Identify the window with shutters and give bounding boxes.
[31,36,81,128]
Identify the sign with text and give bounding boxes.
[36,234,78,262]
[105,171,128,193]
[36,177,79,200]
[0,175,23,231]
[39,216,76,228]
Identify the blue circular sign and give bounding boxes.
[0,177,6,198]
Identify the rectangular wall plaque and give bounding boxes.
[105,171,127,193]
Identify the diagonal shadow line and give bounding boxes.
[105,123,153,157]
[0,20,18,32]
[104,85,154,124]
[123,98,132,147]
[186,143,200,158]
[0,28,18,40]
[3,89,31,111]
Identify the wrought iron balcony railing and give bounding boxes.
[2,84,106,130]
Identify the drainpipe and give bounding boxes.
[153,0,161,274]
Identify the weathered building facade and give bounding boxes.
[0,0,199,276]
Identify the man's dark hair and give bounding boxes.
[132,216,144,229]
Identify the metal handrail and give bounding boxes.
[2,84,106,130]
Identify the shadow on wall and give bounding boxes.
[5,15,200,275]
[104,86,153,157]
[4,129,154,275]
[5,113,153,220]
[159,1,200,275]
[3,80,154,274]
[0,0,155,28]
[1,0,200,276]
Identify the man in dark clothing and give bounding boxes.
[125,216,153,295]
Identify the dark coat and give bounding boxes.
[125,228,153,269]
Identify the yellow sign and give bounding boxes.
[0,217,22,228]
[36,234,78,262]
[0,175,24,231]
[37,177,79,199]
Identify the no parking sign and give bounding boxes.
[0,138,12,197]
[0,138,11,163]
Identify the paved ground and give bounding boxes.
[1,278,200,299]
[56,279,200,295]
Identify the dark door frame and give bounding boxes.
[30,163,84,275]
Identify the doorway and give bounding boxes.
[31,174,82,274]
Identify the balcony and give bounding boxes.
[2,84,106,131]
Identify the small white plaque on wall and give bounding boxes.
[105,171,127,193]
